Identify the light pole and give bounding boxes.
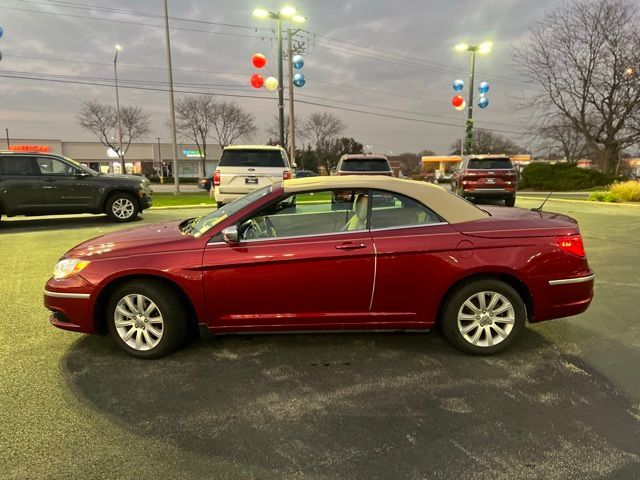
[113,44,125,173]
[454,41,492,155]
[163,0,180,194]
[253,6,306,148]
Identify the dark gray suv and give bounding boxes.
[0,151,152,223]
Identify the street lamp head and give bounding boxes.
[115,44,122,51]
[252,8,272,18]
[292,14,306,23]
[478,41,493,54]
[454,43,470,52]
[279,6,297,18]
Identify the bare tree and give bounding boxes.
[514,0,640,173]
[174,94,216,176]
[77,100,150,170]
[449,129,521,155]
[210,100,256,149]
[299,112,346,173]
[266,115,299,151]
[536,117,588,162]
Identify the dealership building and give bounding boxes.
[3,138,222,177]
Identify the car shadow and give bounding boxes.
[61,327,640,478]
[0,214,144,234]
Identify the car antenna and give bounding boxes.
[531,191,553,212]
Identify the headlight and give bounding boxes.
[53,258,91,280]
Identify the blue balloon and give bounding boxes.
[477,96,489,109]
[0,27,3,38]
[452,79,464,91]
[293,73,306,87]
[478,81,489,94]
[292,54,304,69]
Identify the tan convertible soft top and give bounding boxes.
[282,175,488,224]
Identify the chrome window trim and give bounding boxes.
[548,274,595,286]
[44,289,91,299]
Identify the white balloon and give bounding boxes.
[264,76,279,91]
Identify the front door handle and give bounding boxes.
[335,242,367,250]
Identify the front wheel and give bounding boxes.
[106,280,187,358]
[106,193,140,222]
[441,279,526,355]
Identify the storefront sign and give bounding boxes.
[182,149,202,158]
[9,145,51,153]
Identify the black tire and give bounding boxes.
[216,201,224,209]
[505,195,516,207]
[106,280,187,359]
[105,192,140,222]
[441,278,526,355]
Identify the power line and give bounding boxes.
[0,71,529,135]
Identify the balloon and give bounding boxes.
[477,96,489,109]
[0,27,3,38]
[451,95,464,108]
[292,54,304,69]
[252,53,267,69]
[452,79,464,91]
[264,76,279,91]
[478,81,489,94]
[293,73,306,87]
[250,74,264,89]
[454,100,466,111]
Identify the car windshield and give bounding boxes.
[467,158,513,169]
[180,184,273,237]
[219,149,285,168]
[341,158,391,172]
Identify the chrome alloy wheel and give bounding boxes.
[112,198,135,219]
[114,294,164,351]
[457,291,515,348]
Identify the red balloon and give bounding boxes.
[250,74,264,89]
[252,53,267,69]
[451,95,464,107]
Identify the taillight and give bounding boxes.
[283,170,292,180]
[556,234,585,257]
[213,169,221,186]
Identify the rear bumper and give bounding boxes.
[43,276,96,334]
[462,188,515,199]
[531,272,595,322]
[213,188,244,205]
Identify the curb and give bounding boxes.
[149,204,214,210]
[516,197,640,208]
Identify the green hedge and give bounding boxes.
[519,163,613,191]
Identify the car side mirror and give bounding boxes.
[222,225,239,244]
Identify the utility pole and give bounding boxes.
[287,29,296,166]
[276,16,285,147]
[5,128,9,149]
[163,0,180,194]
[113,45,125,173]
[465,50,476,155]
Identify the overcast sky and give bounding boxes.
[0,0,561,154]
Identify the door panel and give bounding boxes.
[0,156,40,212]
[202,231,375,331]
[34,157,97,209]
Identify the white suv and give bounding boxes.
[213,145,294,207]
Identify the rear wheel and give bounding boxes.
[106,193,139,222]
[505,195,516,207]
[107,280,187,358]
[441,279,526,355]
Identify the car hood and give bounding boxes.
[65,220,197,259]
[453,206,579,238]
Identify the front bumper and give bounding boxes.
[43,276,96,334]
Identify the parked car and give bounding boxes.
[451,155,518,206]
[212,145,294,208]
[0,151,152,223]
[334,154,393,176]
[44,175,594,359]
[294,169,318,178]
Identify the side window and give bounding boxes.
[0,156,36,176]
[37,157,79,176]
[239,189,369,240]
[370,190,442,230]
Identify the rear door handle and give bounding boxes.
[335,242,367,250]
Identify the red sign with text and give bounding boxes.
[8,145,51,153]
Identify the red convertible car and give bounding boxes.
[44,176,594,358]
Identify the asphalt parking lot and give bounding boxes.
[1,198,639,479]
